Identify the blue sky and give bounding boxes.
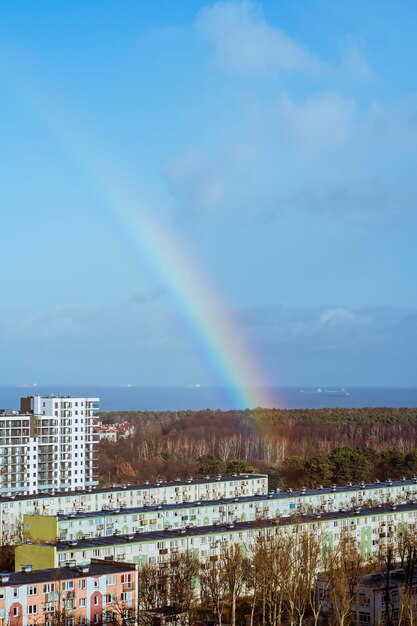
[1,0,417,388]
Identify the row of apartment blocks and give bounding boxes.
[21,477,417,544]
[0,560,136,626]
[0,475,269,544]
[0,396,100,496]
[3,475,417,545]
[15,501,417,571]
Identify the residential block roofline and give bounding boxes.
[0,559,136,585]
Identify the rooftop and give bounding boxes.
[20,477,417,519]
[0,559,135,585]
[319,567,417,590]
[1,475,416,505]
[0,474,268,503]
[22,395,99,400]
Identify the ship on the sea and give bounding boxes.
[300,387,351,397]
[325,388,351,397]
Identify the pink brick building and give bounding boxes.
[0,560,136,626]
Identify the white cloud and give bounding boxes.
[271,93,355,152]
[316,308,370,330]
[196,1,320,75]
[164,91,417,221]
[156,2,412,224]
[164,149,226,215]
[1,301,416,386]
[341,43,374,80]
[238,304,415,351]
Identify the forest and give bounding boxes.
[98,407,417,488]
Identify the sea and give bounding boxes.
[0,386,417,412]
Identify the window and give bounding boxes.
[94,579,99,588]
[79,580,86,590]
[62,581,74,591]
[106,575,116,586]
[43,603,55,614]
[63,600,74,610]
[13,588,19,598]
[28,585,38,596]
[43,583,55,593]
[94,596,99,606]
[93,615,99,624]
[79,598,86,608]
[27,605,38,615]
[121,574,131,584]
[13,607,19,617]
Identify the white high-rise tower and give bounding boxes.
[0,395,99,496]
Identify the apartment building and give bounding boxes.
[15,501,417,571]
[0,474,268,544]
[23,495,277,542]
[16,476,417,546]
[0,396,99,497]
[0,559,136,626]
[21,395,99,492]
[0,411,38,497]
[94,421,135,443]
[318,567,417,625]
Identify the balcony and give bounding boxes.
[47,592,60,602]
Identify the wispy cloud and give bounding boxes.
[196,1,321,75]
[235,305,417,384]
[341,42,375,80]
[1,302,416,386]
[161,2,404,224]
[164,91,417,222]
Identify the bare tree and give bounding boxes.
[169,551,200,622]
[326,532,364,626]
[220,543,248,626]
[289,528,322,626]
[137,563,167,626]
[106,595,136,626]
[200,559,227,626]
[249,531,289,626]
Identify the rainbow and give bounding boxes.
[2,53,275,408]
